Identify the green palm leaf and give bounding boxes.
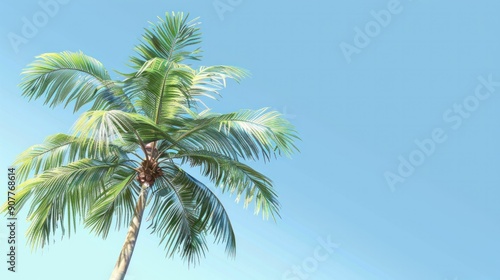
[186,66,250,100]
[148,163,236,261]
[174,150,279,219]
[85,172,139,238]
[20,51,134,112]
[130,12,201,69]
[171,108,299,161]
[17,158,127,249]
[71,110,176,155]
[132,58,194,123]
[172,168,236,256]
[148,164,207,264]
[14,133,130,182]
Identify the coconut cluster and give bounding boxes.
[136,159,163,186]
[136,142,163,186]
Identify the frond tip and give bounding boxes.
[20,51,134,112]
[172,108,300,162]
[175,150,281,220]
[130,12,202,68]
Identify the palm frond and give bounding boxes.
[71,110,176,155]
[16,158,126,249]
[14,133,131,182]
[174,150,280,219]
[170,108,299,161]
[186,66,249,100]
[131,62,250,126]
[130,12,201,69]
[172,168,236,256]
[147,164,207,264]
[20,51,135,112]
[132,58,195,123]
[85,171,139,238]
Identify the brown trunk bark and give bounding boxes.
[109,183,149,280]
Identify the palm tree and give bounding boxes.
[4,12,298,280]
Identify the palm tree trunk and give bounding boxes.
[109,183,149,280]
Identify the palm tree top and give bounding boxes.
[3,11,299,273]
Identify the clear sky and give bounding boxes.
[1,0,500,279]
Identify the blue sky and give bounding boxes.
[1,0,500,279]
